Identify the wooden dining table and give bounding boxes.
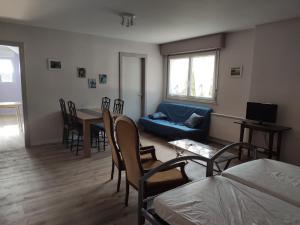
[76,108,103,158]
[76,108,120,157]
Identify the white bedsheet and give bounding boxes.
[153,176,300,225]
[222,159,300,207]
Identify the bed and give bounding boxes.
[153,176,300,225]
[139,143,300,225]
[222,158,300,207]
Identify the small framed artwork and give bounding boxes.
[77,67,86,78]
[99,74,107,84]
[88,79,96,88]
[230,66,243,77]
[47,59,62,70]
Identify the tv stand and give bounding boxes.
[234,120,291,160]
[257,121,264,125]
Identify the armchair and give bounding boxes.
[115,116,189,207]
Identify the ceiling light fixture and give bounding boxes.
[119,13,136,27]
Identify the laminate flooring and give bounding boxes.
[0,116,240,225]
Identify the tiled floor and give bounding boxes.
[0,115,25,152]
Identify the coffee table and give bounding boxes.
[168,139,238,172]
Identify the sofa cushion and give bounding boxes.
[184,113,204,128]
[149,112,168,120]
[139,117,205,141]
[142,117,198,131]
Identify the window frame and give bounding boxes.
[166,50,219,103]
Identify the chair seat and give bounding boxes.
[116,155,158,171]
[140,153,154,162]
[145,161,188,197]
[70,123,83,133]
[92,122,104,130]
[142,159,162,171]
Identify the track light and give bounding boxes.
[119,13,136,27]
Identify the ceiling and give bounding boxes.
[0,0,300,44]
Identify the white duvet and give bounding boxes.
[153,176,300,225]
[222,159,300,207]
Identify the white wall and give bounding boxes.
[209,19,300,166]
[161,19,300,166]
[0,22,163,145]
[209,30,255,142]
[207,20,300,166]
[161,30,255,143]
[250,18,300,165]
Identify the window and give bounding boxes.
[167,51,218,102]
[0,59,14,82]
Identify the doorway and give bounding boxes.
[119,52,146,121]
[0,42,27,150]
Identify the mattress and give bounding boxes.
[153,176,300,225]
[222,159,300,207]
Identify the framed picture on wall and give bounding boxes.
[99,74,107,84]
[230,66,243,77]
[77,67,86,78]
[47,59,62,70]
[88,78,96,88]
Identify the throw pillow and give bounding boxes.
[149,112,168,120]
[184,113,204,128]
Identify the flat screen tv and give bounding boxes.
[246,102,278,124]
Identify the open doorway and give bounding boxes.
[119,52,146,121]
[0,43,26,150]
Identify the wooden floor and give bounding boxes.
[0,116,240,225]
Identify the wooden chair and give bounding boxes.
[59,98,71,147]
[102,109,157,192]
[67,100,83,155]
[115,116,189,206]
[113,98,124,114]
[101,97,111,110]
[91,97,111,150]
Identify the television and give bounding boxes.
[246,102,278,124]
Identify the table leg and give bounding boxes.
[238,125,245,160]
[248,128,253,158]
[83,120,91,157]
[268,132,274,159]
[224,159,233,170]
[276,132,282,160]
[215,162,222,173]
[206,160,214,177]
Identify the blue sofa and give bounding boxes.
[139,102,212,141]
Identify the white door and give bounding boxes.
[121,56,142,121]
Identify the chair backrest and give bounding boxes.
[59,98,68,124]
[115,116,143,188]
[113,98,124,114]
[67,100,78,126]
[102,109,122,168]
[101,97,111,110]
